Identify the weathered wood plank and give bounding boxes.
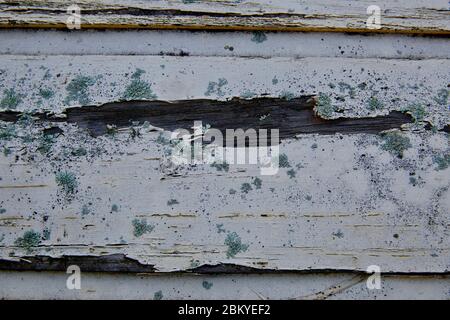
[0,0,449,34]
[0,54,448,273]
[2,30,450,60]
[0,55,447,128]
[1,128,448,272]
[1,270,450,299]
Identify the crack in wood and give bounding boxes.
[0,254,156,273]
[1,255,449,275]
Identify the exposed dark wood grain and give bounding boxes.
[0,98,415,142]
[1,255,448,275]
[0,254,156,273]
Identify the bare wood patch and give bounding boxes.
[0,97,415,140]
[0,254,156,273]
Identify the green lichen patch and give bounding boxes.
[315,93,334,119]
[122,79,157,100]
[211,161,229,172]
[55,171,78,196]
[2,147,11,156]
[37,134,56,155]
[111,204,119,212]
[251,31,267,43]
[240,183,252,194]
[132,219,154,237]
[0,124,16,140]
[205,78,228,97]
[65,75,96,105]
[190,259,200,268]
[15,230,41,253]
[0,89,23,110]
[433,153,450,171]
[167,199,179,206]
[241,90,256,99]
[71,147,87,157]
[272,76,279,85]
[404,103,426,123]
[202,281,213,290]
[380,131,412,158]
[154,290,163,300]
[278,153,291,168]
[156,132,171,145]
[367,96,383,111]
[279,91,295,101]
[0,208,6,214]
[337,82,356,98]
[16,113,35,127]
[287,169,296,179]
[131,68,146,79]
[252,177,262,189]
[225,232,249,258]
[39,88,54,99]
[81,204,91,216]
[216,223,226,234]
[434,88,449,105]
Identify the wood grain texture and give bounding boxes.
[0,98,417,139]
[0,0,449,34]
[0,55,447,128]
[1,270,450,299]
[0,254,156,272]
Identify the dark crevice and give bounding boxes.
[0,6,339,19]
[0,255,448,275]
[0,254,155,273]
[0,97,417,143]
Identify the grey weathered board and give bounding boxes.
[2,270,450,299]
[0,0,449,299]
[0,0,449,34]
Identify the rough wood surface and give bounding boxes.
[0,52,448,273]
[1,270,450,299]
[0,254,156,272]
[2,30,450,60]
[0,99,416,138]
[0,0,449,34]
